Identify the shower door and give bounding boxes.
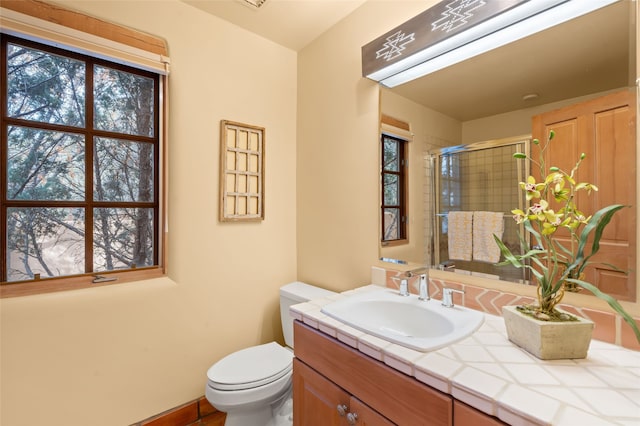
[432,136,530,283]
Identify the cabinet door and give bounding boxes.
[349,397,395,426]
[293,358,350,426]
[453,401,505,426]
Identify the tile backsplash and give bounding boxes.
[382,268,640,351]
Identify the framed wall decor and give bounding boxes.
[219,120,265,222]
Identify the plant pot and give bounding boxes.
[502,305,594,360]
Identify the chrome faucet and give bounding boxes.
[438,260,455,271]
[405,267,429,277]
[399,278,410,296]
[442,288,465,308]
[401,267,430,300]
[418,273,429,301]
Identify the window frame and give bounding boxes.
[0,8,168,298]
[381,133,408,245]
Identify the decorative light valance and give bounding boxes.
[362,0,618,88]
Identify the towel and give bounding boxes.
[472,211,504,263]
[448,211,473,261]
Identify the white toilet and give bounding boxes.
[205,282,336,426]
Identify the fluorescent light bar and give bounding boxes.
[374,0,619,88]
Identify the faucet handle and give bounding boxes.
[418,274,430,301]
[399,278,410,297]
[442,288,464,308]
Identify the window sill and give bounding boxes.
[0,267,166,298]
[381,239,408,248]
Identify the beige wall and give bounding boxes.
[296,1,438,291]
[0,1,298,425]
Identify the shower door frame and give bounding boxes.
[430,134,531,283]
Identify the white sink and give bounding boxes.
[321,287,484,352]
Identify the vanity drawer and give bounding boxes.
[294,321,452,425]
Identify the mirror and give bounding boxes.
[379,1,636,280]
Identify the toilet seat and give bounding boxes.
[207,342,293,391]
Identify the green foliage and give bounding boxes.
[494,131,640,342]
[4,40,155,281]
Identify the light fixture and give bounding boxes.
[363,0,619,88]
[236,0,268,9]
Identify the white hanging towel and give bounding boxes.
[472,211,505,263]
[448,211,473,261]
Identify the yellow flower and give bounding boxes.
[520,176,541,200]
[575,182,598,194]
[539,209,562,235]
[541,222,557,235]
[529,200,548,220]
[511,209,526,224]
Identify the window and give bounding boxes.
[381,133,407,243]
[1,35,161,291]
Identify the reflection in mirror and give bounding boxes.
[379,1,636,288]
[431,136,530,282]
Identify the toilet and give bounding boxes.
[205,282,336,426]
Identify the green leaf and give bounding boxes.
[493,235,522,267]
[571,204,627,275]
[566,278,640,343]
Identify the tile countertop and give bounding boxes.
[289,284,640,426]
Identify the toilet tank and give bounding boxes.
[280,282,336,348]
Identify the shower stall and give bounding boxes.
[430,135,531,283]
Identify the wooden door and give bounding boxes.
[532,89,636,301]
[293,358,350,426]
[349,398,395,426]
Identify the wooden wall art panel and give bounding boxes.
[219,120,265,222]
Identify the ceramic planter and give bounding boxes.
[502,305,594,360]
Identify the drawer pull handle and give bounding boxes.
[347,412,358,425]
[337,404,348,416]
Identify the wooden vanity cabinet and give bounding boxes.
[453,401,507,426]
[293,321,452,425]
[294,358,393,425]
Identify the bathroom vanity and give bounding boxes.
[293,321,502,425]
[290,285,640,425]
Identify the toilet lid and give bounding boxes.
[207,342,293,391]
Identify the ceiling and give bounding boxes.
[181,0,367,51]
[182,1,634,122]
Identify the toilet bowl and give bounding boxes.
[205,282,336,426]
[206,342,293,426]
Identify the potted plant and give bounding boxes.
[494,130,640,359]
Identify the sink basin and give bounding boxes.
[321,287,484,352]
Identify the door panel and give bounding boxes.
[349,398,395,426]
[293,359,349,426]
[532,89,636,301]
